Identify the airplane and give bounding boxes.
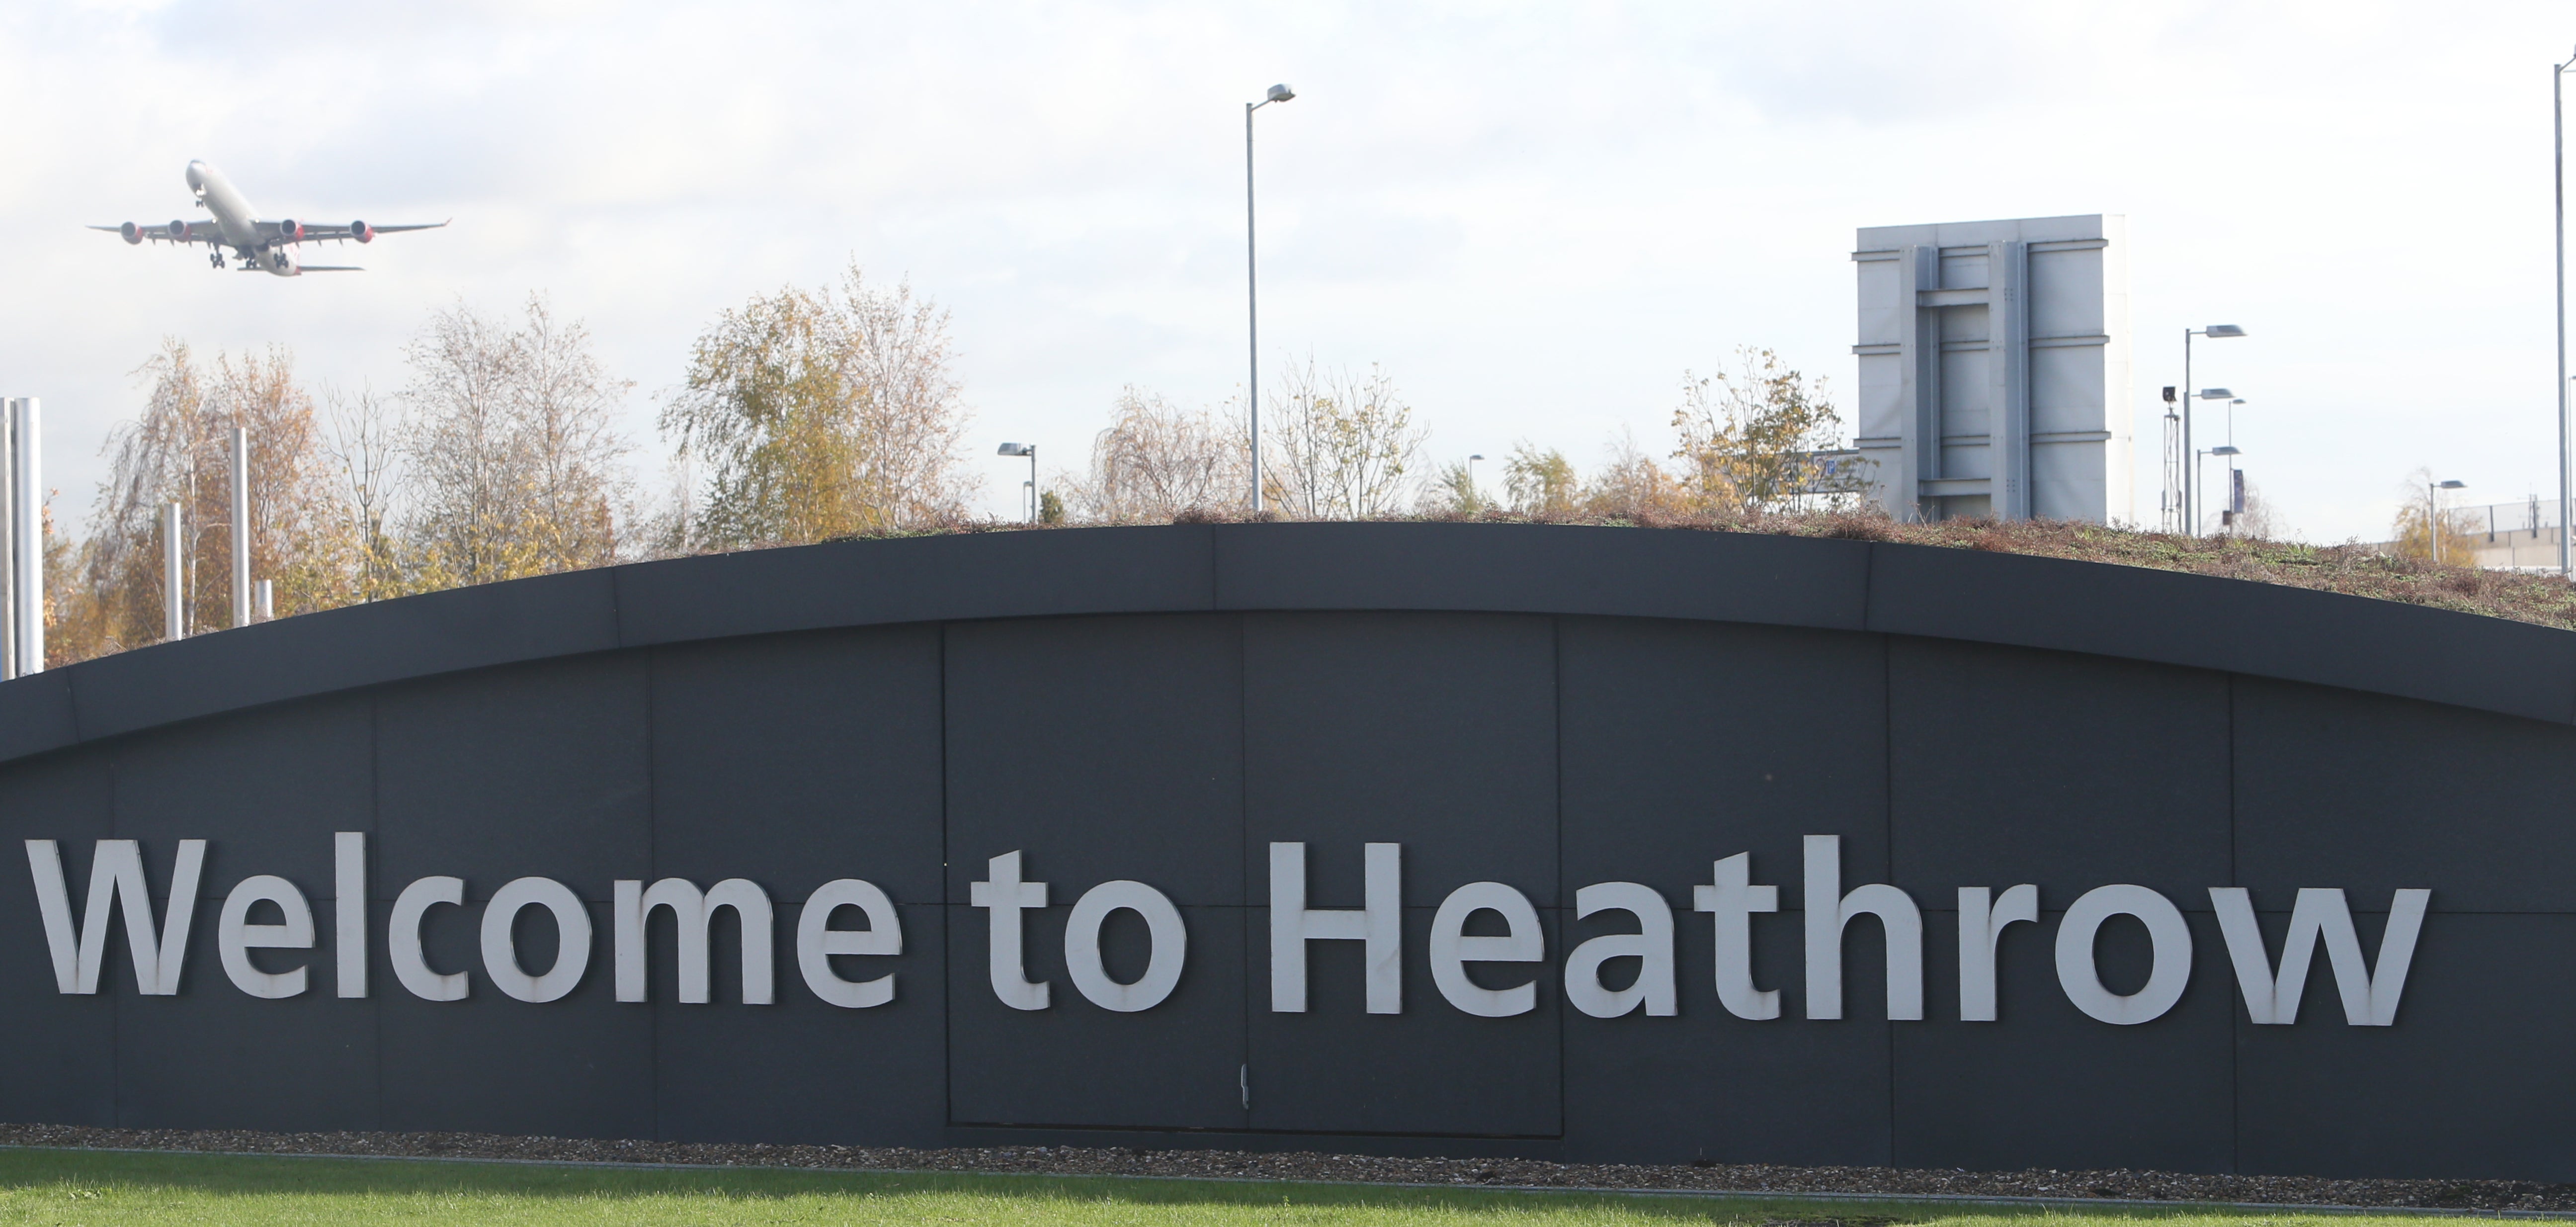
[87,160,446,277]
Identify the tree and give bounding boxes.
[1066,387,1247,522]
[1262,359,1425,519]
[402,295,634,584]
[2391,470,2483,565]
[661,265,975,549]
[1502,442,1579,516]
[1671,348,1853,514]
[1417,459,1490,515]
[1581,433,1691,520]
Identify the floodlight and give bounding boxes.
[1267,84,1296,103]
[996,442,1034,457]
[2204,325,2246,338]
[2198,388,2234,400]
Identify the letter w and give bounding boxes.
[2209,886,2429,1026]
[25,839,207,995]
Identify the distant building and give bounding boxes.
[1852,215,2132,524]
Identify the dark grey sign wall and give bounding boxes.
[0,524,2570,1180]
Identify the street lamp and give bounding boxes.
[2189,388,2235,534]
[1467,453,1485,509]
[2182,326,2246,533]
[1246,82,1296,516]
[2556,49,2576,576]
[996,442,1036,523]
[2430,477,2467,565]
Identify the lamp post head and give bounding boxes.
[2212,445,2242,456]
[2198,388,2235,400]
[2438,479,2468,490]
[1266,84,1295,103]
[1469,454,1485,462]
[2203,324,2247,338]
[997,442,1034,458]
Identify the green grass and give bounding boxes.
[0,1147,2510,1226]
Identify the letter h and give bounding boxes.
[1269,842,1400,1013]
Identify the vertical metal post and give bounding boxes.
[2182,331,2194,534]
[0,400,17,682]
[230,426,249,629]
[11,398,40,675]
[255,579,272,622]
[1246,101,1263,515]
[2557,51,2573,576]
[164,503,184,641]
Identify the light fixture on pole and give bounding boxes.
[996,442,1036,523]
[2556,49,2576,577]
[1246,82,1295,516]
[1467,453,1485,510]
[2430,477,2467,565]
[2181,326,2245,534]
[2190,387,2235,534]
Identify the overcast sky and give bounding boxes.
[1,1,2571,543]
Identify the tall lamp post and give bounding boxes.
[997,442,1036,522]
[2431,477,2467,565]
[2191,386,2236,534]
[2555,50,2576,576]
[2182,325,2245,532]
[1467,453,1485,510]
[1246,83,1295,515]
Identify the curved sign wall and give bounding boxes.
[0,524,2566,1181]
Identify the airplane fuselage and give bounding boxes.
[187,160,302,276]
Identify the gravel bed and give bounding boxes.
[0,1123,2567,1214]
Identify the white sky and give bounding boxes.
[1,0,2570,543]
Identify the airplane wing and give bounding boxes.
[87,222,217,244]
[290,220,449,243]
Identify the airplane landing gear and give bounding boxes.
[209,250,223,269]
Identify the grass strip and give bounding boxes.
[0,1146,2547,1226]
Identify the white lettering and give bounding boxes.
[796,878,901,1008]
[390,876,467,1001]
[1957,883,2038,1022]
[334,832,366,998]
[480,876,591,1004]
[2055,884,2191,1025]
[1567,881,1675,1019]
[217,874,313,999]
[1268,842,1401,1014]
[613,877,775,1005]
[969,851,1050,1010]
[1429,881,1543,1017]
[24,838,204,995]
[1065,879,1186,1012]
[2210,886,2429,1026]
[1693,852,1779,1020]
[1803,835,1922,1021]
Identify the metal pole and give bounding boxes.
[1026,446,1038,522]
[2183,331,2194,534]
[0,400,17,681]
[1246,101,1262,515]
[164,502,183,641]
[2430,477,2440,566]
[2557,51,2574,576]
[230,426,249,629]
[11,399,39,675]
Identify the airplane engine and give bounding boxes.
[277,219,303,243]
[170,219,190,241]
[350,221,374,244]
[120,222,142,245]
